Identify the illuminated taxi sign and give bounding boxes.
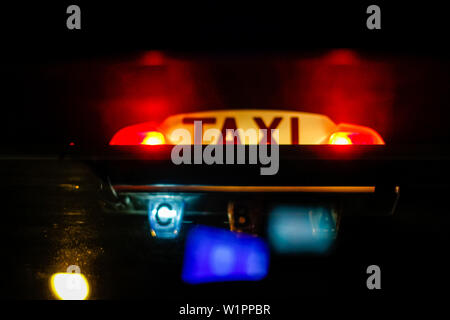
[160,110,336,145]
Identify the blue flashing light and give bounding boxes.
[182,226,269,284]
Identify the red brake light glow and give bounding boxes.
[141,131,165,145]
[328,123,385,145]
[109,119,384,146]
[328,132,353,145]
[109,122,166,145]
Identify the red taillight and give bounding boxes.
[329,132,353,145]
[328,123,385,145]
[141,131,165,145]
[109,123,166,145]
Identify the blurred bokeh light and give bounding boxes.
[182,226,269,284]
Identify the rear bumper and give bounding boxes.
[113,185,376,193]
[82,144,450,217]
[110,184,398,217]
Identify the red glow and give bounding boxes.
[98,51,393,146]
[140,51,165,66]
[324,49,359,66]
[141,131,165,145]
[328,132,353,145]
[99,57,197,140]
[328,123,385,145]
[109,122,166,145]
[299,49,394,141]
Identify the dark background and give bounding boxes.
[0,0,449,306]
[1,1,450,150]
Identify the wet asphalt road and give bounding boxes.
[0,158,449,301]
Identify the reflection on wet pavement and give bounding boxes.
[1,159,449,299]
